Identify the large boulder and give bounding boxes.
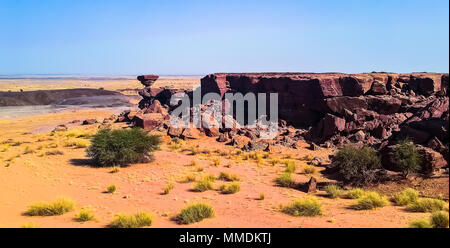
[134,113,164,130]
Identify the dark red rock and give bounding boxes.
[417,145,448,175]
[305,177,317,193]
[134,113,164,130]
[321,114,346,139]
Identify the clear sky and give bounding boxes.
[1,0,448,75]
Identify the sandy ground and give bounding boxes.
[0,109,447,228]
[0,76,201,94]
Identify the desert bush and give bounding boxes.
[25,198,74,216]
[109,212,153,228]
[74,208,95,222]
[163,183,174,195]
[106,185,117,194]
[193,177,214,192]
[407,198,446,212]
[175,203,214,224]
[64,138,90,148]
[282,197,322,217]
[276,172,295,188]
[219,183,241,194]
[409,220,432,228]
[302,165,316,174]
[87,128,161,167]
[218,172,240,182]
[110,167,120,173]
[394,188,419,206]
[393,139,421,177]
[259,193,266,200]
[344,188,366,199]
[324,184,343,199]
[283,160,296,173]
[430,211,449,228]
[210,157,221,166]
[332,145,381,185]
[353,191,388,210]
[181,174,196,183]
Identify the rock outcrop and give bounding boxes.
[129,72,449,175]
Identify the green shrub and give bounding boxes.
[74,208,95,222]
[393,139,421,177]
[87,128,161,167]
[193,177,214,192]
[219,183,241,194]
[430,211,449,228]
[276,172,295,188]
[332,145,381,185]
[407,198,446,212]
[409,220,432,228]
[109,212,153,228]
[25,198,75,216]
[218,172,240,182]
[106,185,117,194]
[394,188,419,206]
[324,184,343,199]
[344,188,365,199]
[176,203,214,224]
[353,192,388,210]
[282,197,322,217]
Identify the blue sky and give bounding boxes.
[0,0,448,75]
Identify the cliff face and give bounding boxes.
[201,72,447,127]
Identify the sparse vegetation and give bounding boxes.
[394,188,419,206]
[430,211,449,228]
[45,150,64,156]
[219,183,241,194]
[218,172,240,182]
[282,197,322,217]
[25,198,75,216]
[181,174,196,183]
[283,160,296,173]
[163,183,174,195]
[87,128,161,167]
[259,193,265,200]
[344,188,366,199]
[302,165,316,174]
[210,157,221,166]
[20,223,36,228]
[276,172,295,188]
[324,184,343,199]
[409,220,432,228]
[106,185,117,194]
[64,138,90,148]
[23,146,34,154]
[74,208,95,222]
[109,212,153,228]
[110,166,120,173]
[332,145,381,185]
[175,203,214,224]
[193,177,214,192]
[392,139,422,177]
[407,198,446,212]
[353,192,388,210]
